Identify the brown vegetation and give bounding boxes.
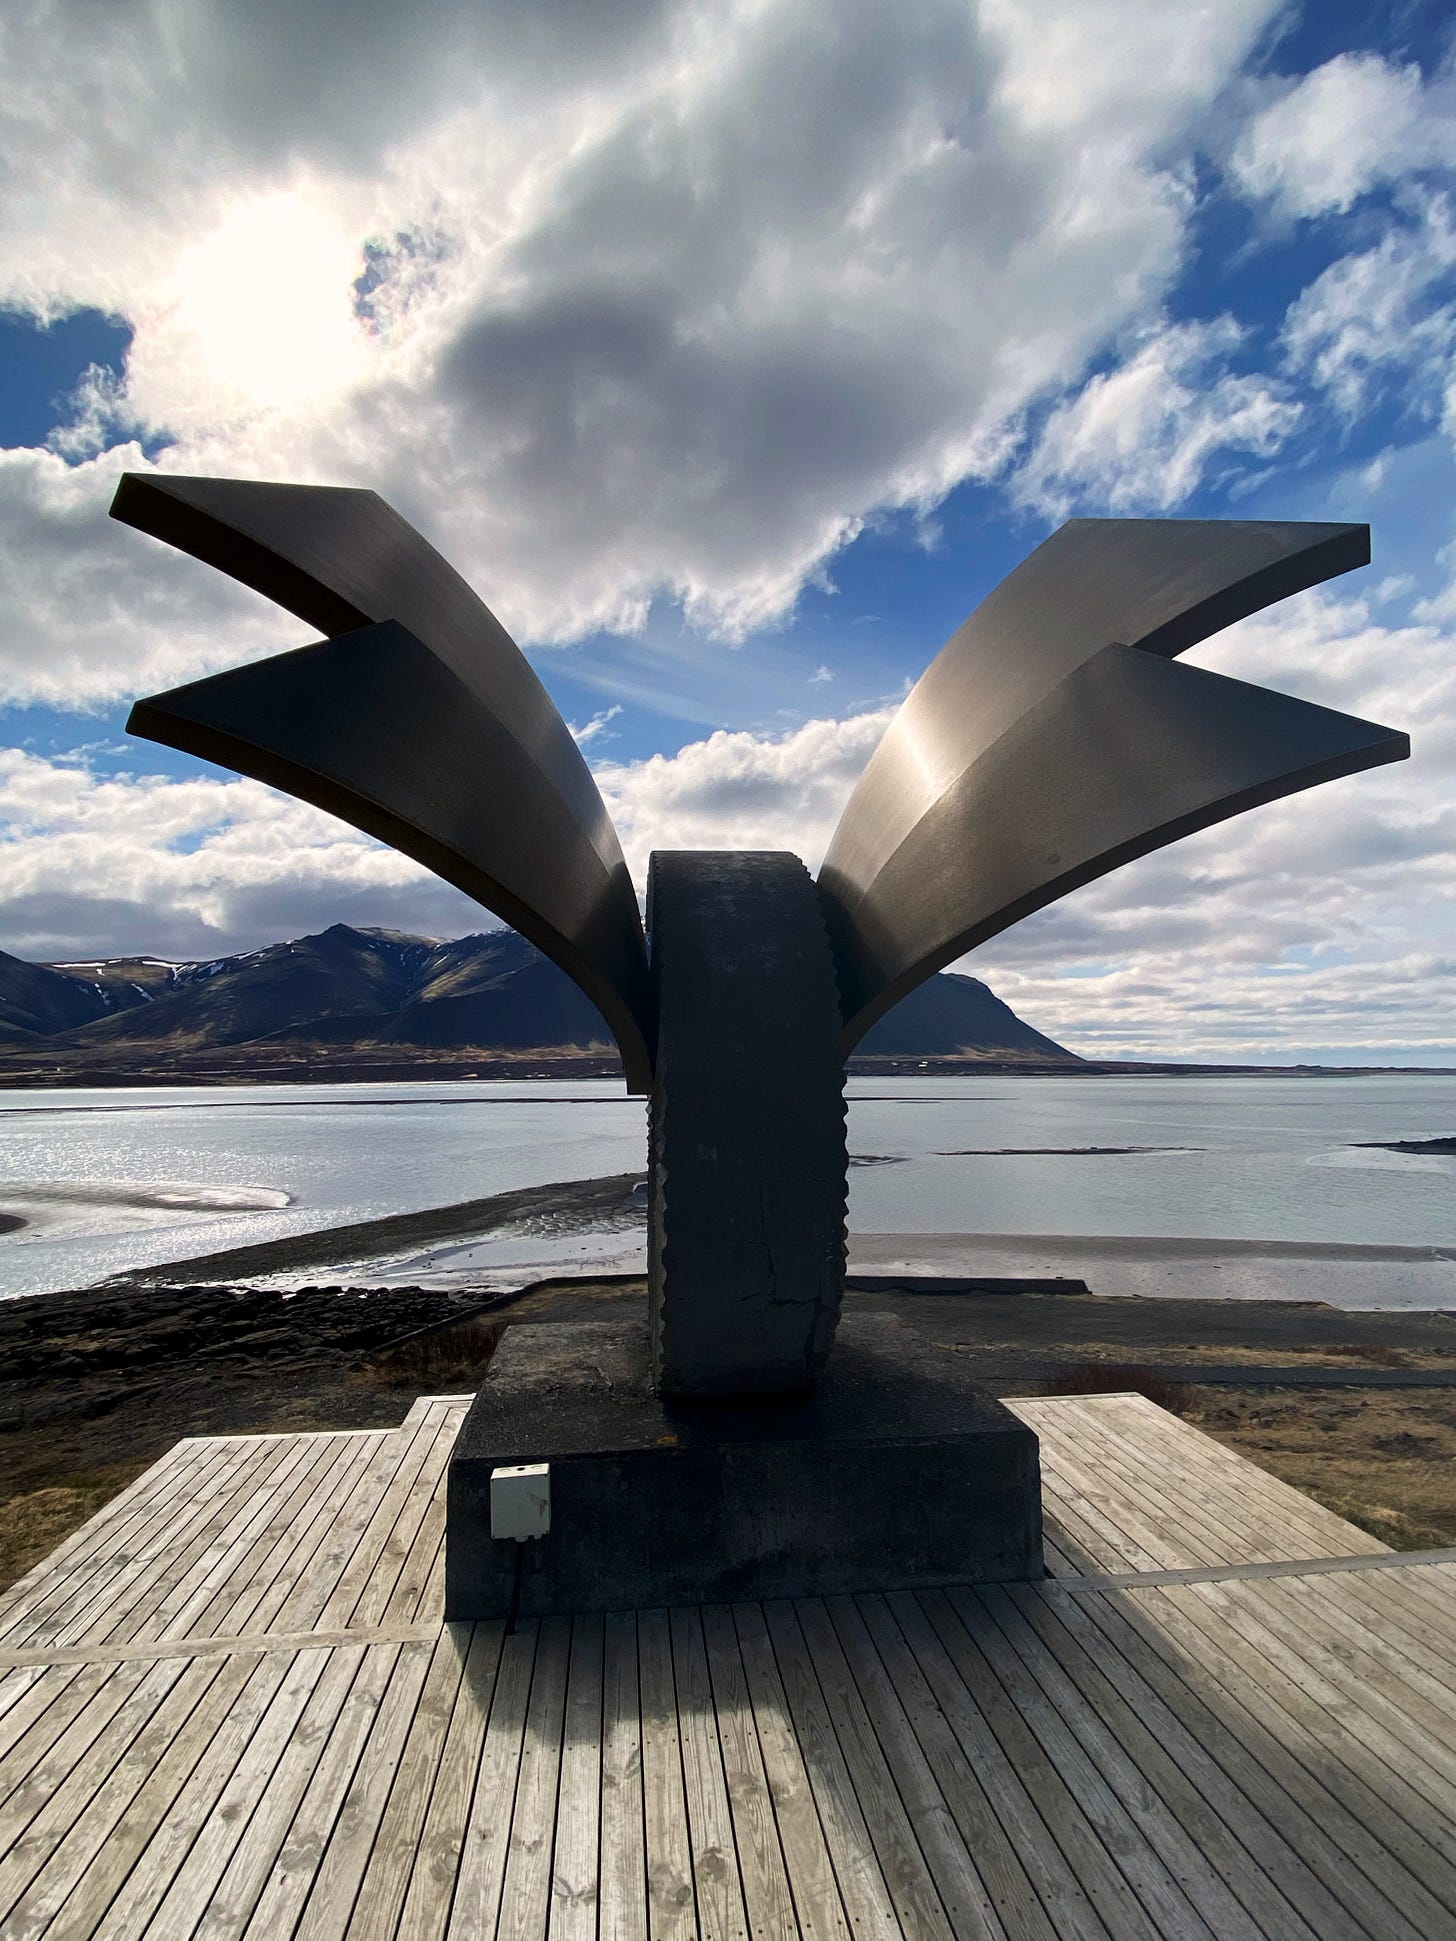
[1189,1387,1456,1552]
[0,1459,150,1594]
[360,1317,505,1390]
[1036,1361,1194,1415]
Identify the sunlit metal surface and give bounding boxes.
[112,473,653,1091]
[818,518,1409,1050]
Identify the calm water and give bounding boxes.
[1,1074,1452,1300]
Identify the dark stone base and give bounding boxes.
[444,1314,1043,1618]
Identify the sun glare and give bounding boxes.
[170,195,368,410]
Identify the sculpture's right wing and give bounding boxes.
[819,518,1409,1051]
[113,474,653,1090]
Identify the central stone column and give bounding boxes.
[645,851,848,1395]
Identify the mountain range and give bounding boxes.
[0,923,1077,1082]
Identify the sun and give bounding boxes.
[168,193,368,411]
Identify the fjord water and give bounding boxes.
[0,1073,1452,1301]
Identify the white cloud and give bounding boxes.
[596,708,896,889]
[1012,317,1301,517]
[0,0,1285,702]
[0,446,297,709]
[1281,195,1456,418]
[1229,52,1448,218]
[0,708,895,963]
[569,704,623,746]
[0,747,484,961]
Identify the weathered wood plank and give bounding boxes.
[55,1647,295,1941]
[129,1436,329,1645]
[100,1647,329,1941]
[821,1595,1012,1941]
[317,1417,450,1633]
[1089,1396,1384,1557]
[499,1615,572,1941]
[446,1622,537,1940]
[731,1603,849,1941]
[236,1640,403,1939]
[0,1441,247,1650]
[550,1615,603,1941]
[754,1600,900,1941]
[293,1637,437,1941]
[345,1622,474,1941]
[190,1644,365,1938]
[912,1588,1152,1941]
[1017,1583,1358,1941]
[0,1663,92,1778]
[637,1607,697,1941]
[195,1434,368,1641]
[0,1660,146,1827]
[946,1586,1216,1941]
[861,1591,1087,1941]
[1104,1583,1454,1939]
[49,1440,299,1651]
[669,1605,749,1941]
[785,1598,958,1941]
[396,1621,506,1941]
[1032,1581,1394,1941]
[1028,1409,1243,1566]
[267,1431,422,1637]
[1260,1570,1456,1742]
[599,1611,648,1941]
[0,1653,193,1926]
[7,1649,262,1941]
[1171,1578,1456,1838]
[350,1411,462,1633]
[700,1604,800,1941]
[982,1582,1280,1939]
[0,1441,216,1645]
[235,1433,393,1638]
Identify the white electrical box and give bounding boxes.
[490,1462,551,1541]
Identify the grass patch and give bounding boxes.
[1037,1361,1193,1416]
[359,1316,506,1391]
[1320,1342,1411,1367]
[1190,1389,1456,1551]
[0,1460,150,1595]
[1306,1494,1452,1553]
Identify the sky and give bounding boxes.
[0,0,1452,1065]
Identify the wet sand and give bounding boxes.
[82,1174,1456,1314]
[850,1231,1456,1311]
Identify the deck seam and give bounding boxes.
[0,1622,444,1672]
[1049,1545,1456,1592]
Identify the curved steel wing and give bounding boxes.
[819,518,1410,1051]
[111,473,653,1091]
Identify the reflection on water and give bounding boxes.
[0,1073,1452,1300]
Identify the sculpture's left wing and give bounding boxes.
[113,474,654,1090]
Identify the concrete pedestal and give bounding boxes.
[444,1314,1042,1618]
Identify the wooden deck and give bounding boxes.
[2,1389,1455,1938]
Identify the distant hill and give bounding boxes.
[856,971,1072,1063]
[0,923,1079,1080]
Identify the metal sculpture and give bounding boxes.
[114,478,1409,1395]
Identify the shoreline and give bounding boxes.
[51,1175,1455,1313]
[1,1056,1452,1090]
